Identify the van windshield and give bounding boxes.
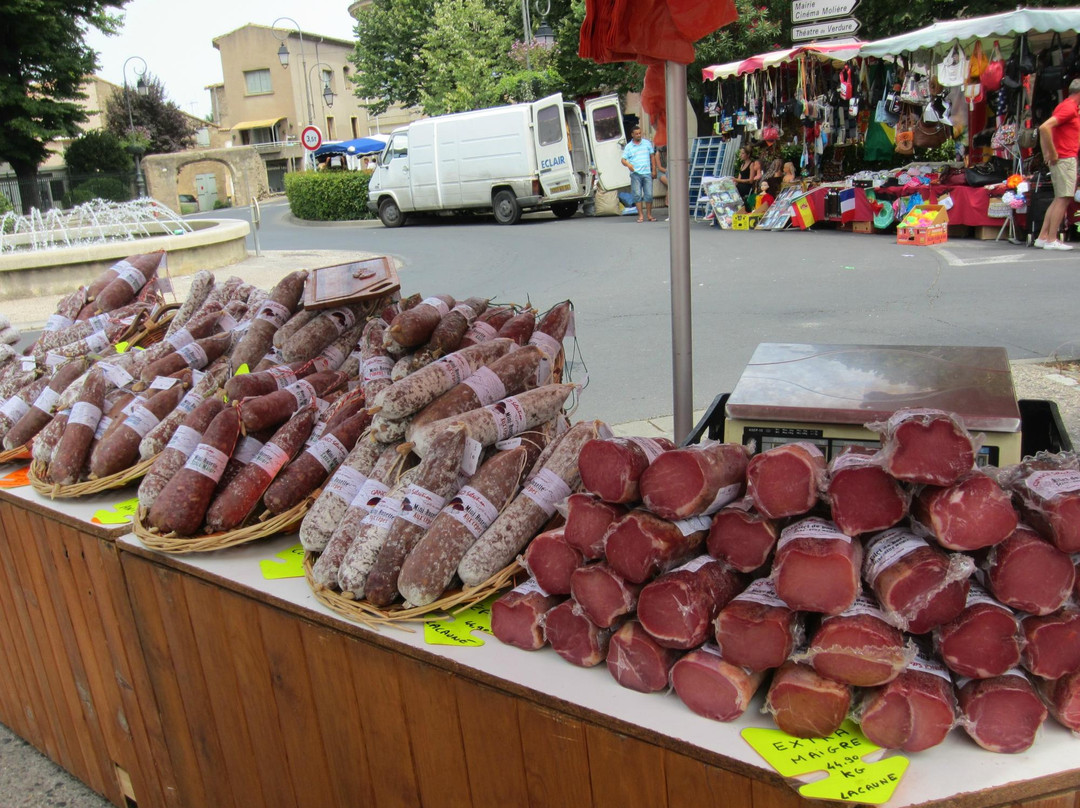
[536,105,563,147]
[382,134,408,164]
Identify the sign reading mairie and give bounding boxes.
[791,0,859,23]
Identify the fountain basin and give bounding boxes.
[0,218,249,301]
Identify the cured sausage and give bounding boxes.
[281,304,366,363]
[336,469,418,598]
[461,306,514,348]
[299,438,388,552]
[273,308,317,349]
[139,368,224,460]
[138,332,231,385]
[137,397,227,511]
[224,360,314,401]
[386,295,455,348]
[360,319,394,402]
[527,300,572,362]
[89,383,185,478]
[639,442,749,520]
[229,269,307,371]
[427,297,487,355]
[48,368,107,485]
[496,309,536,345]
[3,358,87,450]
[165,270,215,337]
[237,371,347,432]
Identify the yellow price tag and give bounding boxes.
[115,341,130,353]
[260,543,306,579]
[742,720,908,805]
[423,594,498,647]
[235,363,250,376]
[91,497,140,525]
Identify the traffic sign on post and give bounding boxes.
[791,0,859,23]
[301,125,323,151]
[791,17,860,41]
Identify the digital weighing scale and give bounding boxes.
[723,343,1023,467]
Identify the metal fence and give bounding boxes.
[1,171,135,214]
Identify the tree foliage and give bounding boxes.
[0,0,127,208]
[351,0,436,115]
[64,129,132,174]
[420,0,514,114]
[103,73,196,155]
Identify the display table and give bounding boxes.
[799,185,1012,229]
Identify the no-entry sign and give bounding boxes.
[301,125,323,151]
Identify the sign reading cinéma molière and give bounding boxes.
[791,0,859,23]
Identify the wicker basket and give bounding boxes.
[28,456,156,498]
[131,497,312,554]
[124,302,180,348]
[0,445,32,465]
[304,551,522,630]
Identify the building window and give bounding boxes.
[351,117,359,138]
[244,69,272,95]
[326,116,335,140]
[321,68,333,91]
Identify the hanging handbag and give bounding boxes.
[913,119,948,149]
[991,121,1017,149]
[895,112,915,155]
[968,40,989,79]
[1019,124,1039,150]
[981,40,1005,92]
[937,42,969,87]
[900,71,932,105]
[1067,33,1080,83]
[964,79,984,110]
[1040,33,1066,93]
[964,160,1007,187]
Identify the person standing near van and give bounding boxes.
[622,126,656,222]
[1035,78,1080,250]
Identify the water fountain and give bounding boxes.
[0,198,194,253]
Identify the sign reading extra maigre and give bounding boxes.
[791,17,860,41]
[791,0,859,23]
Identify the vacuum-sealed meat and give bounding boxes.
[983,525,1076,616]
[639,441,749,520]
[522,527,583,596]
[604,509,706,584]
[912,471,1018,552]
[543,599,613,667]
[826,446,909,537]
[802,593,911,687]
[874,408,976,486]
[858,648,956,752]
[636,555,742,649]
[1036,670,1080,732]
[706,498,777,573]
[935,583,1021,679]
[713,577,802,671]
[606,620,682,693]
[957,671,1047,754]
[745,441,825,519]
[772,517,863,616]
[491,579,563,651]
[563,493,625,560]
[766,660,852,738]
[569,563,642,629]
[578,436,675,504]
[1007,455,1080,553]
[1020,609,1080,680]
[671,644,765,722]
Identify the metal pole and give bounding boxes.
[123,56,148,199]
[665,61,693,443]
[521,0,532,70]
[273,18,314,125]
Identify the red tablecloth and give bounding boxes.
[799,184,1011,228]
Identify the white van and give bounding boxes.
[367,94,626,227]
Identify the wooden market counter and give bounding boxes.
[2,475,1080,808]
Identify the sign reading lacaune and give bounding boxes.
[791,0,859,23]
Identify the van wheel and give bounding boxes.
[492,190,522,225]
[551,201,578,220]
[378,198,406,228]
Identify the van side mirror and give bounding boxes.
[618,138,626,147]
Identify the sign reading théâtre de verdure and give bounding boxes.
[791,17,860,41]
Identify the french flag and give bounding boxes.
[839,188,857,223]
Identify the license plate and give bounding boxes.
[549,184,571,194]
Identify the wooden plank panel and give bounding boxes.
[123,556,211,808]
[752,776,811,808]
[182,576,267,808]
[1,504,100,792]
[397,654,474,808]
[219,592,297,808]
[454,678,530,808]
[665,751,754,806]
[518,703,594,808]
[90,540,179,808]
[149,563,237,808]
[0,504,44,747]
[300,625,375,807]
[344,638,422,808]
[256,605,336,808]
[1014,795,1080,808]
[585,723,668,808]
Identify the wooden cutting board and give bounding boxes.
[303,256,400,309]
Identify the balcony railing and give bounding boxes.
[252,139,301,154]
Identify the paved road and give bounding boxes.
[207,200,1080,427]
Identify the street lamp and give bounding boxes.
[272,17,314,125]
[519,0,555,71]
[123,55,149,198]
[308,62,336,111]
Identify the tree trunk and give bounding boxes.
[10,160,43,214]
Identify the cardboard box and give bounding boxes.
[897,223,948,246]
[898,204,949,229]
[852,220,874,234]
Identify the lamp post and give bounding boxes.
[519,0,555,71]
[123,55,149,198]
[272,17,314,125]
[308,62,336,117]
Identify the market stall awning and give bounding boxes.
[702,41,864,81]
[313,135,389,157]
[230,117,285,131]
[859,8,1080,57]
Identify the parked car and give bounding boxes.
[178,193,197,214]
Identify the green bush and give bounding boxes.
[212,199,232,209]
[62,176,131,208]
[0,193,12,216]
[285,170,373,221]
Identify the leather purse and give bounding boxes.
[913,120,948,149]
[981,40,1005,92]
[1040,33,1066,93]
[964,160,1007,187]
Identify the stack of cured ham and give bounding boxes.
[492,407,1080,755]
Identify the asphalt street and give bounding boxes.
[212,199,1080,426]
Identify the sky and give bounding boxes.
[84,0,359,121]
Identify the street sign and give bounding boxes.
[791,0,859,23]
[301,125,323,151]
[791,17,860,41]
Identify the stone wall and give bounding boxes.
[143,147,267,212]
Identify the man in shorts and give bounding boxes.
[1035,78,1080,250]
[621,126,656,222]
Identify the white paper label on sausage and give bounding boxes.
[421,297,450,318]
[463,366,506,406]
[521,467,572,517]
[32,386,61,413]
[361,495,402,529]
[830,450,878,473]
[626,437,668,463]
[464,320,497,344]
[733,577,789,608]
[674,515,712,536]
[828,593,887,622]
[44,314,74,332]
[673,554,714,574]
[184,444,230,481]
[350,478,390,511]
[121,398,140,417]
[114,261,146,292]
[88,314,110,334]
[511,577,549,597]
[86,331,112,354]
[450,302,478,320]
[100,362,134,389]
[362,356,394,383]
[863,528,928,587]
[399,483,447,529]
[250,441,291,478]
[123,405,161,438]
[965,581,1007,610]
[45,352,65,368]
[318,344,346,371]
[177,341,208,369]
[430,352,469,387]
[287,379,317,410]
[233,435,265,465]
[165,329,194,350]
[175,389,202,415]
[1023,469,1080,499]
[21,356,37,372]
[487,395,527,441]
[256,300,292,329]
[907,649,952,681]
[265,364,298,389]
[703,482,744,516]
[217,311,239,332]
[528,331,562,362]
[444,484,500,538]
[149,376,179,391]
[0,396,29,422]
[305,434,349,474]
[93,415,113,440]
[778,517,851,550]
[68,401,102,430]
[166,425,201,457]
[325,466,367,504]
[327,307,357,333]
[461,437,483,476]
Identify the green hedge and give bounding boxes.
[62,176,131,208]
[285,170,373,221]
